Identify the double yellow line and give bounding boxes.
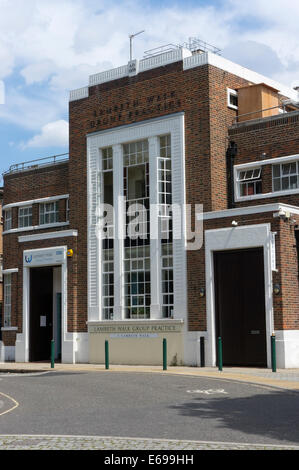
[0,391,19,417]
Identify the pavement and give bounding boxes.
[1,364,299,450]
[1,362,299,390]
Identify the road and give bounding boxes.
[0,371,299,449]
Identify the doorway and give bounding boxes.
[214,248,267,367]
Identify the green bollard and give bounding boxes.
[51,340,55,369]
[218,337,223,372]
[105,340,109,370]
[163,338,167,371]
[271,333,277,373]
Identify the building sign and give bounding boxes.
[24,248,66,267]
[88,91,182,130]
[89,323,182,334]
[110,333,158,339]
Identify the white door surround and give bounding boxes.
[205,224,274,368]
[15,246,77,363]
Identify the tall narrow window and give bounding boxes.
[4,209,12,231]
[102,249,114,320]
[124,246,151,319]
[4,274,11,327]
[161,244,174,318]
[100,147,114,319]
[123,141,150,319]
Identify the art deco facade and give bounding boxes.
[1,46,299,368]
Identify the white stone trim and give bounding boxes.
[3,222,70,236]
[15,246,78,364]
[3,268,19,274]
[75,50,297,101]
[275,331,299,368]
[184,52,297,101]
[69,87,89,102]
[86,113,187,328]
[18,229,78,243]
[1,327,18,332]
[201,203,299,221]
[205,224,274,368]
[3,194,69,211]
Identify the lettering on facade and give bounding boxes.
[89,323,182,334]
[89,91,181,130]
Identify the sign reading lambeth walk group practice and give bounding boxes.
[89,323,183,336]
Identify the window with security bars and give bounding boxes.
[237,168,262,197]
[40,201,59,225]
[124,246,151,319]
[161,244,174,319]
[18,206,32,228]
[273,161,299,192]
[4,274,11,327]
[102,249,114,320]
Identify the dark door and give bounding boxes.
[214,248,267,367]
[29,267,53,362]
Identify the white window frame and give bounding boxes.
[234,154,299,202]
[236,167,262,198]
[227,88,238,110]
[18,205,32,228]
[272,161,299,193]
[39,201,59,225]
[4,209,12,231]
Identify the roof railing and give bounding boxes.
[3,153,69,175]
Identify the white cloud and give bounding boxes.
[22,120,69,149]
[0,0,298,153]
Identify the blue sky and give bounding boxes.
[1,0,299,184]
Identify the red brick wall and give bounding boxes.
[228,112,299,208]
[69,61,251,332]
[188,212,299,332]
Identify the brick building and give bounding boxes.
[1,44,299,367]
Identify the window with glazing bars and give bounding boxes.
[39,201,59,225]
[4,209,12,231]
[102,249,114,320]
[18,206,32,228]
[124,246,151,319]
[123,140,150,240]
[161,244,174,318]
[237,168,262,197]
[273,161,299,192]
[4,274,11,327]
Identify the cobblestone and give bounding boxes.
[0,435,298,450]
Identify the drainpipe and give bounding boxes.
[226,141,237,209]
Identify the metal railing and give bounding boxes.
[3,153,69,175]
[233,105,292,125]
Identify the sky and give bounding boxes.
[1,0,299,184]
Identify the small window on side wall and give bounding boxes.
[227,88,238,110]
[237,167,262,197]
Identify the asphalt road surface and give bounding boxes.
[0,371,299,448]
